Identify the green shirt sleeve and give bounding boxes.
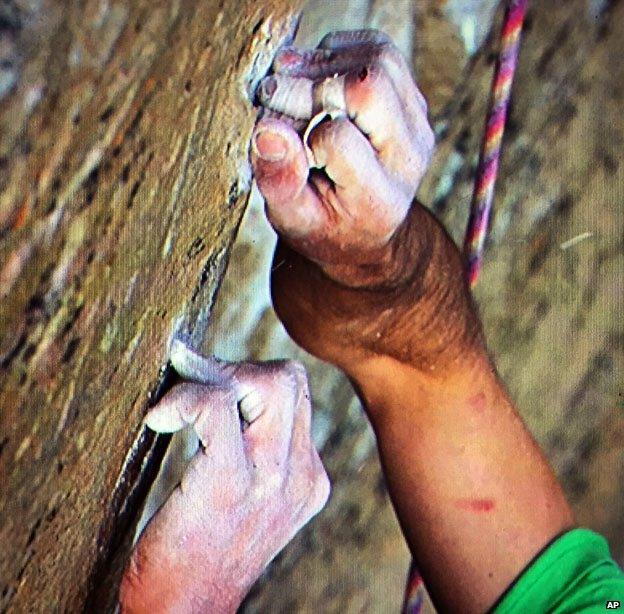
[495,529,624,613]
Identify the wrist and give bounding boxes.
[120,550,249,614]
[272,202,485,376]
[332,221,486,374]
[317,203,435,290]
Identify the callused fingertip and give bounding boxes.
[144,405,186,434]
[252,126,290,162]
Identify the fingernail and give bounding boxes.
[144,406,185,434]
[238,388,264,423]
[253,128,289,161]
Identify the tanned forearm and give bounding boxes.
[348,352,574,613]
[270,201,575,613]
[250,29,576,614]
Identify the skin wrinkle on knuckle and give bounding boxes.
[344,66,427,191]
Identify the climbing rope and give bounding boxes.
[404,2,529,611]
[463,0,529,287]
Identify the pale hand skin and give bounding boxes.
[252,30,574,613]
[119,345,330,614]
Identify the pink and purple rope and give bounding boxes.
[463,0,528,287]
[403,2,528,611]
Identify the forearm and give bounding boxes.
[348,353,574,613]
[251,28,576,613]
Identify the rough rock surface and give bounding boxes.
[2,0,621,611]
[0,1,302,610]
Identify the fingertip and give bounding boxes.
[251,118,309,205]
[144,402,186,434]
[253,128,289,162]
[252,118,301,160]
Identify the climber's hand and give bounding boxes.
[119,350,330,614]
[251,29,483,376]
[252,29,434,283]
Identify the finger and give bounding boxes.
[308,117,409,240]
[273,30,392,81]
[274,34,428,120]
[169,340,280,423]
[273,46,357,81]
[318,29,392,49]
[260,67,430,188]
[258,73,348,121]
[261,107,308,134]
[145,383,243,465]
[238,361,303,469]
[275,367,331,522]
[342,64,428,186]
[170,338,233,387]
[273,41,384,82]
[251,117,330,240]
[258,74,313,120]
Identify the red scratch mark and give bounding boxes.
[455,498,496,513]
[468,392,487,412]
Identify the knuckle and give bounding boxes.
[290,460,330,521]
[281,359,309,402]
[314,117,356,155]
[283,359,307,382]
[347,61,388,99]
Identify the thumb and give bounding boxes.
[251,117,327,241]
[251,117,308,204]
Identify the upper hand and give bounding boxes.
[251,30,482,376]
[251,29,434,286]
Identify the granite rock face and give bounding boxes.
[0,1,303,610]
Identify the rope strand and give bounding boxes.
[463,0,529,287]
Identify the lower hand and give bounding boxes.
[119,347,330,613]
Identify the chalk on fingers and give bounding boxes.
[257,74,314,120]
[169,338,232,387]
[144,403,186,433]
